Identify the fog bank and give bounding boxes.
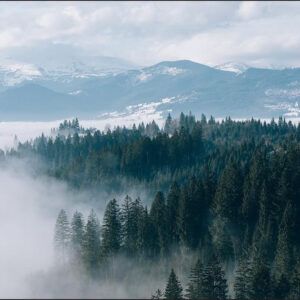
[0,159,99,298]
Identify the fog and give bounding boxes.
[0,156,174,298]
[0,158,103,298]
[0,116,166,150]
[0,116,286,298]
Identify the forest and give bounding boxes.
[6,113,300,299]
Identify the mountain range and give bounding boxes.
[1,56,300,121]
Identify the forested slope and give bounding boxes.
[8,113,300,299]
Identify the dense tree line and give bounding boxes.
[12,113,300,298]
[54,148,300,299]
[9,113,300,193]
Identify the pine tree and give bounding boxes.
[273,201,294,280]
[234,254,253,299]
[178,177,204,249]
[242,149,268,231]
[210,215,234,262]
[121,196,143,257]
[70,211,84,259]
[202,254,228,299]
[54,209,71,262]
[251,257,271,299]
[101,199,121,259]
[137,207,160,259]
[164,113,173,135]
[150,191,168,255]
[186,258,205,299]
[212,158,242,260]
[213,157,242,222]
[273,274,290,299]
[82,209,101,274]
[166,181,180,246]
[152,289,163,299]
[290,260,300,299]
[120,195,136,256]
[164,269,183,299]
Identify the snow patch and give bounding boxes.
[68,90,82,95]
[136,72,152,82]
[265,88,300,99]
[265,101,300,117]
[214,62,249,74]
[0,62,42,86]
[160,67,185,76]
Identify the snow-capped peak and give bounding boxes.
[214,62,249,74]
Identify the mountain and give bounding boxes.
[0,59,300,121]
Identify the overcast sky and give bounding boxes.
[1,1,300,68]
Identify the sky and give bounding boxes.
[1,1,300,68]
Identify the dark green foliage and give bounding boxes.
[120,196,143,257]
[234,255,253,299]
[82,209,101,273]
[273,274,290,299]
[101,199,121,260]
[178,176,205,249]
[150,191,168,255]
[290,260,300,299]
[201,254,228,299]
[186,258,205,299]
[164,269,183,299]
[166,182,180,246]
[137,207,159,259]
[15,113,300,297]
[70,211,84,259]
[273,200,294,280]
[250,257,271,299]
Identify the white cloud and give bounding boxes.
[1,2,300,68]
[236,1,267,20]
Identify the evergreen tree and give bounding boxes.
[150,191,168,255]
[234,254,253,299]
[166,182,180,246]
[152,289,163,299]
[164,269,183,299]
[290,260,300,299]
[210,216,234,262]
[250,257,271,299]
[273,200,294,280]
[54,209,71,262]
[82,209,101,274]
[70,211,84,258]
[178,177,204,249]
[186,258,205,299]
[202,254,228,299]
[273,274,290,299]
[213,157,242,222]
[242,149,268,231]
[101,199,121,259]
[121,196,142,257]
[164,113,173,135]
[137,207,160,259]
[212,158,242,259]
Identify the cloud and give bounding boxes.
[1,2,300,67]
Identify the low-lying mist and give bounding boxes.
[0,158,176,298]
[0,158,105,298]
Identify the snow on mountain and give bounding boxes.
[0,60,42,86]
[135,64,185,83]
[214,62,249,74]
